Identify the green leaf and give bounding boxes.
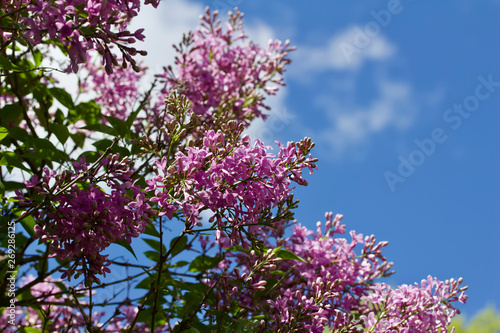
[7,127,29,142]
[54,109,65,124]
[0,104,23,125]
[104,115,129,138]
[189,255,222,273]
[169,235,188,257]
[71,132,86,148]
[184,282,210,296]
[144,221,160,238]
[93,139,113,152]
[143,238,167,254]
[32,84,53,115]
[171,260,189,268]
[144,250,160,262]
[13,233,29,251]
[3,181,24,191]
[0,181,4,197]
[0,127,7,141]
[136,308,153,323]
[183,328,201,333]
[274,249,306,263]
[269,270,286,277]
[32,50,42,67]
[135,274,155,290]
[79,151,100,163]
[49,123,69,144]
[28,138,58,151]
[82,124,118,136]
[48,87,74,108]
[18,214,36,237]
[0,152,32,173]
[0,55,16,71]
[25,138,66,161]
[125,108,141,131]
[69,101,101,125]
[115,239,138,260]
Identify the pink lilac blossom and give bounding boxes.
[207,213,466,333]
[0,0,156,73]
[145,126,316,246]
[154,7,294,129]
[360,277,468,332]
[15,154,153,285]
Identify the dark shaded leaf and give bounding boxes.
[144,221,160,238]
[48,88,74,108]
[0,104,23,126]
[115,239,138,260]
[82,124,118,136]
[104,115,129,138]
[189,255,222,273]
[143,238,167,254]
[169,235,188,257]
[49,123,69,144]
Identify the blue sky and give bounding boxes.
[128,0,499,318]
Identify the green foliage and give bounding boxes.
[451,306,500,333]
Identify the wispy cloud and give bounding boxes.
[284,26,423,158]
[316,79,417,157]
[292,25,396,75]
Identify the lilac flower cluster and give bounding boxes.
[0,0,157,73]
[15,154,152,285]
[361,277,468,332]
[146,123,317,245]
[209,213,467,332]
[156,8,294,128]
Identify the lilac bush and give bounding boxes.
[0,2,467,332]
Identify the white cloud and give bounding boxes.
[317,79,417,156]
[129,0,204,75]
[293,25,396,74]
[283,26,422,158]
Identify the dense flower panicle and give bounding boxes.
[15,154,153,284]
[205,213,466,333]
[145,125,316,244]
[0,0,154,73]
[155,7,295,129]
[361,277,468,332]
